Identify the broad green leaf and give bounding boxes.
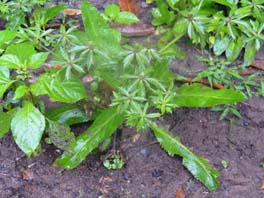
[213,36,230,56]
[46,104,90,125]
[13,85,28,100]
[34,72,86,103]
[29,52,49,69]
[11,101,45,156]
[105,4,120,19]
[166,0,180,8]
[54,107,125,169]
[33,4,67,26]
[81,2,121,55]
[47,120,75,151]
[0,112,12,138]
[150,122,219,191]
[225,38,243,62]
[0,54,21,69]
[244,43,257,66]
[116,12,139,24]
[5,43,35,63]
[0,67,15,97]
[0,30,16,48]
[174,84,246,107]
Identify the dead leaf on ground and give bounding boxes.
[176,186,187,198]
[63,8,81,16]
[21,169,34,181]
[251,59,264,71]
[132,133,141,143]
[118,0,140,15]
[115,22,155,37]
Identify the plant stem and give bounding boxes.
[159,33,184,54]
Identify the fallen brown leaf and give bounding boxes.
[21,169,34,181]
[115,22,155,37]
[118,0,140,15]
[63,8,81,16]
[132,133,141,143]
[250,59,264,71]
[176,186,187,198]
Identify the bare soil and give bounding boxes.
[1,1,264,198]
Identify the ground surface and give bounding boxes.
[1,0,264,198]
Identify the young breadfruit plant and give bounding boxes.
[54,2,246,191]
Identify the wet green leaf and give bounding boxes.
[46,104,90,125]
[11,101,45,156]
[34,72,86,103]
[54,107,125,169]
[116,11,139,24]
[150,122,219,191]
[174,84,246,107]
[0,112,12,139]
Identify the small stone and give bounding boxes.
[140,148,151,158]
[151,169,163,178]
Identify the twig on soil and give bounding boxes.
[237,69,258,75]
[250,60,264,71]
[175,77,225,89]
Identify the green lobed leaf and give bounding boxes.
[54,107,125,169]
[174,84,246,107]
[150,122,219,191]
[11,101,45,156]
[45,104,90,125]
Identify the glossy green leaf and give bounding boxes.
[81,2,121,55]
[174,84,246,107]
[105,4,120,19]
[46,104,90,125]
[244,43,257,66]
[213,36,230,56]
[29,52,49,69]
[34,72,86,103]
[5,43,35,63]
[33,4,67,26]
[150,122,219,191]
[54,107,125,169]
[0,112,12,139]
[11,101,45,156]
[116,12,139,24]
[0,30,16,48]
[13,85,28,100]
[225,38,243,62]
[0,54,21,69]
[166,0,180,8]
[0,67,15,97]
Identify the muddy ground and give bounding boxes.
[1,0,264,198]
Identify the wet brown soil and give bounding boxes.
[1,1,264,198]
